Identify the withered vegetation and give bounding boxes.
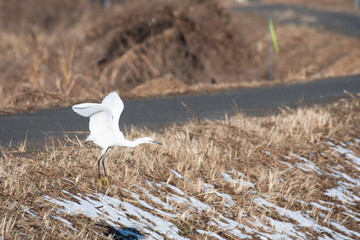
[0,0,243,113]
[0,95,359,239]
[1,0,360,113]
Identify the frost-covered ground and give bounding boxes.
[32,139,360,239]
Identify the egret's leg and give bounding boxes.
[97,154,104,188]
[97,155,103,179]
[101,147,111,187]
[102,158,107,177]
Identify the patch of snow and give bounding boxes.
[210,216,252,239]
[331,221,360,238]
[220,172,234,183]
[189,197,210,211]
[51,215,77,231]
[45,191,186,240]
[62,177,74,184]
[126,190,176,218]
[215,192,235,207]
[196,230,226,240]
[294,154,323,174]
[221,172,254,188]
[167,193,189,205]
[325,186,356,205]
[162,182,185,195]
[340,142,347,147]
[22,207,38,218]
[278,160,293,169]
[262,150,271,155]
[170,169,185,180]
[202,183,235,207]
[235,171,245,177]
[253,197,356,240]
[318,199,336,207]
[311,202,332,211]
[141,188,173,210]
[327,143,360,165]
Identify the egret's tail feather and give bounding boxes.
[85,135,95,142]
[72,103,105,117]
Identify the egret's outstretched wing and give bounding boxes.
[72,92,125,148]
[72,103,103,117]
[73,103,116,146]
[101,92,124,130]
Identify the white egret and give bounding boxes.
[72,91,161,187]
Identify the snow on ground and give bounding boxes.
[38,139,360,239]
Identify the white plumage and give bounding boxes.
[72,91,161,183]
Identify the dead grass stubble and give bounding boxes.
[0,97,360,238]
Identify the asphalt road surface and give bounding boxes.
[0,75,359,146]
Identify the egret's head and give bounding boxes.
[142,137,162,145]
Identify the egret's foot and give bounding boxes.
[102,176,110,188]
[97,178,102,189]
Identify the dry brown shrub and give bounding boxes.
[86,0,243,91]
[128,74,187,98]
[0,0,246,112]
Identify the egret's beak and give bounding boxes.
[150,140,162,145]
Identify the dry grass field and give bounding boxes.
[1,95,359,239]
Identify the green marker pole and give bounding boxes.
[268,15,279,80]
[269,15,273,80]
[269,17,279,53]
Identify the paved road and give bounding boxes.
[231,3,360,37]
[0,75,359,146]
